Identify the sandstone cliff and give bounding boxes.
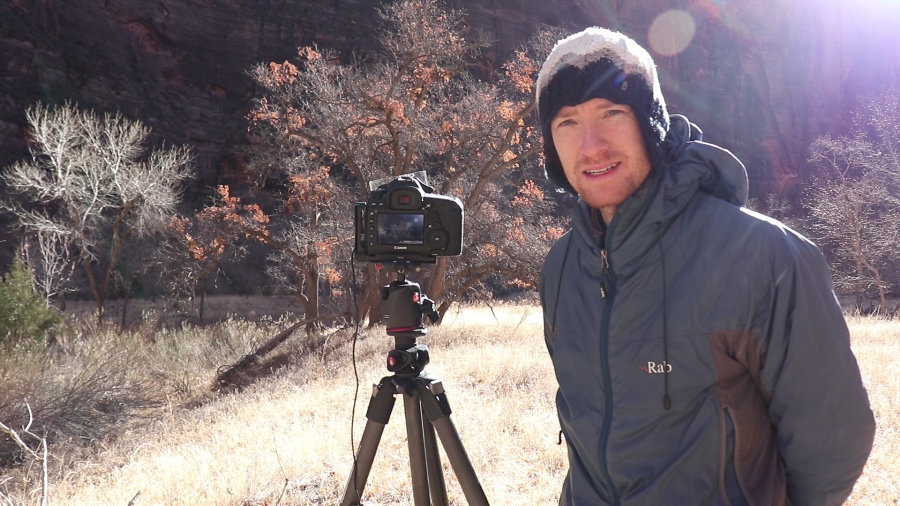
[1,0,898,202]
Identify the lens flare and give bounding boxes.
[648,10,697,57]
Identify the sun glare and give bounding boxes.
[647,9,696,57]
[645,0,899,59]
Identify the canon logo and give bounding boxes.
[393,246,409,250]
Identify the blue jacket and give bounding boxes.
[540,115,875,505]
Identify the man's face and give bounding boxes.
[550,97,652,223]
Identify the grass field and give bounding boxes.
[0,304,897,505]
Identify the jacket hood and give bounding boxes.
[663,114,748,207]
[572,114,748,265]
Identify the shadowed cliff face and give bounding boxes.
[1,0,382,199]
[1,0,898,203]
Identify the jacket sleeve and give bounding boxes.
[540,231,572,358]
[540,275,554,358]
[760,234,875,506]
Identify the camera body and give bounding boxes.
[355,174,463,264]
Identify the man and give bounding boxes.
[537,27,875,506]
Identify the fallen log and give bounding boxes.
[214,312,351,392]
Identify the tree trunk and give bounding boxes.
[82,257,105,324]
[868,265,887,317]
[199,290,207,324]
[356,263,383,328]
[304,243,320,332]
[423,257,450,305]
[120,291,130,330]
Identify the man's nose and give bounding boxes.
[580,124,609,158]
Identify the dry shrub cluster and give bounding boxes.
[0,311,320,502]
[0,332,159,469]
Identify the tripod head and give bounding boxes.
[378,262,440,377]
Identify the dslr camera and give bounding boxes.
[354,171,463,264]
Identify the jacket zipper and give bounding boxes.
[600,249,610,298]
[598,246,621,505]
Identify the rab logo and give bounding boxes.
[640,361,672,374]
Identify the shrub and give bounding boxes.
[0,258,62,345]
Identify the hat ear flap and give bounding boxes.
[543,135,576,194]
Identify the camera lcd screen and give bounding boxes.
[377,213,425,245]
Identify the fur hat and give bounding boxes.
[536,27,670,194]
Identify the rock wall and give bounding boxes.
[1,0,898,203]
[1,0,382,201]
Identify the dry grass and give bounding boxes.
[844,316,900,506]
[0,304,897,505]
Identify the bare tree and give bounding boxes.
[805,87,900,314]
[247,0,564,323]
[1,102,193,322]
[18,230,74,307]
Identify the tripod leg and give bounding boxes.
[421,414,450,506]
[340,377,397,506]
[417,378,490,506]
[402,391,432,506]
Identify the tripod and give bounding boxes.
[340,265,489,506]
